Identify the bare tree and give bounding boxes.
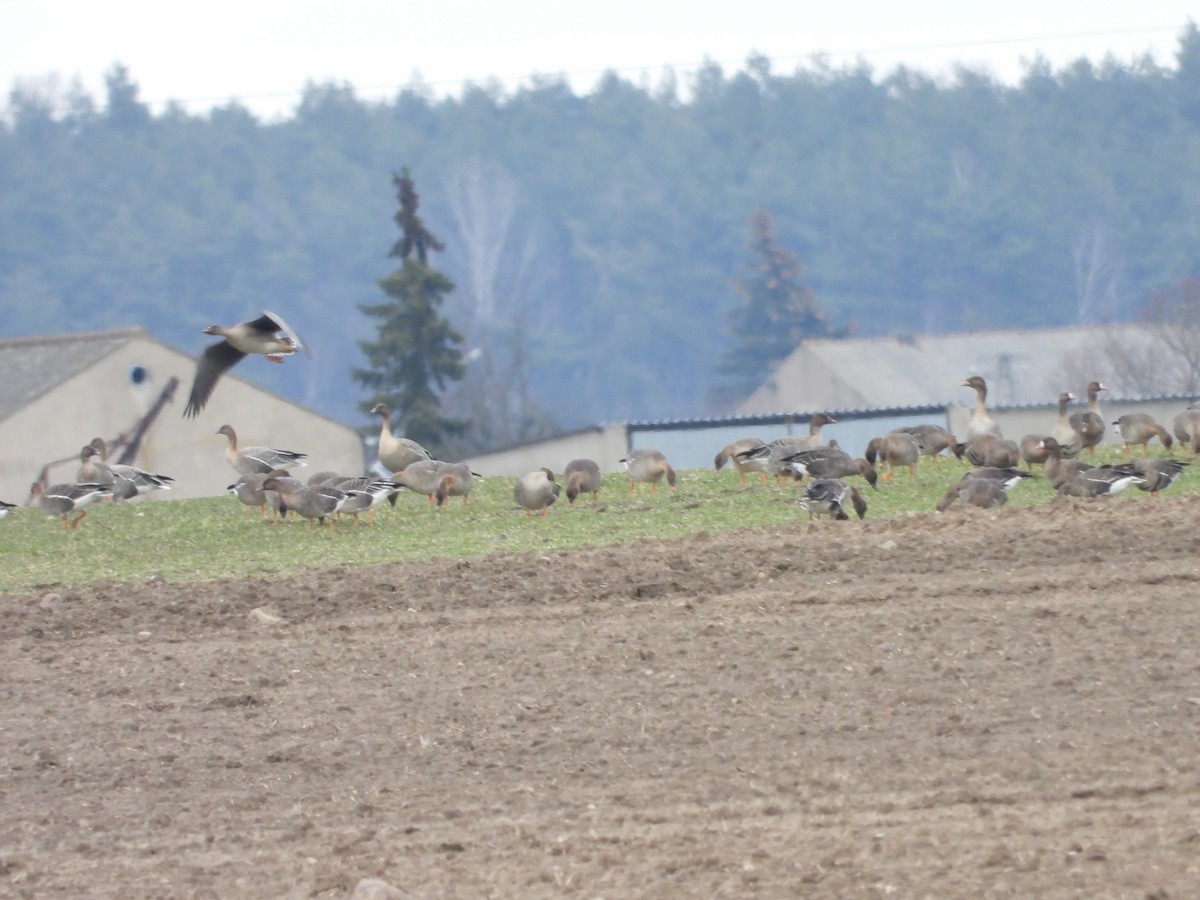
[1071,219,1125,323]
[1140,277,1200,395]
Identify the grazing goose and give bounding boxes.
[563,458,602,504]
[1050,391,1083,458]
[714,437,768,485]
[1171,405,1200,456]
[962,376,1002,440]
[890,423,957,466]
[1057,464,1144,498]
[0,499,16,519]
[1131,457,1188,495]
[1037,436,1093,490]
[960,433,1021,468]
[936,467,1033,512]
[1112,413,1173,456]
[29,481,112,529]
[800,478,867,520]
[228,470,291,522]
[1069,381,1108,455]
[737,414,840,484]
[217,424,308,475]
[85,439,174,500]
[514,468,561,517]
[184,310,304,418]
[620,448,677,494]
[327,475,402,524]
[864,431,920,480]
[392,460,475,508]
[783,441,878,490]
[370,403,433,473]
[260,475,349,530]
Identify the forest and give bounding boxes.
[4,24,1200,453]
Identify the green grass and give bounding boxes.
[1,447,1192,596]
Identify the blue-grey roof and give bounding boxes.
[0,328,143,422]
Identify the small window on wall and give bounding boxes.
[129,365,149,386]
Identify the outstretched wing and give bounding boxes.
[184,340,246,418]
[261,310,308,355]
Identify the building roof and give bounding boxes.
[0,328,147,423]
[735,324,1159,415]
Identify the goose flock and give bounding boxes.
[7,343,1195,533]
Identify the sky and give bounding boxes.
[1,1,1196,120]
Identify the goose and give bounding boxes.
[935,467,1033,512]
[736,414,840,484]
[620,448,677,494]
[392,460,476,508]
[864,432,920,480]
[514,468,561,517]
[563,458,602,504]
[1112,413,1173,456]
[327,475,402,524]
[1037,436,1093,489]
[782,441,878,490]
[217,424,308,475]
[227,470,291,523]
[1171,405,1200,456]
[184,310,304,418]
[1056,464,1144,498]
[1050,391,1083,458]
[889,423,957,466]
[29,481,112,529]
[800,478,867,520]
[369,403,433,473]
[85,438,174,499]
[0,500,16,519]
[962,376,1002,440]
[1018,432,1052,469]
[1131,457,1188,495]
[1069,381,1108,455]
[260,475,349,530]
[960,433,1020,468]
[714,437,767,485]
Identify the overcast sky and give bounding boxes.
[2,1,1195,119]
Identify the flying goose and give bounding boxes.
[184,310,304,418]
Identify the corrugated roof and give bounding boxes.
[0,328,144,422]
[736,324,1163,413]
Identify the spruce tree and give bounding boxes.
[355,169,466,452]
[717,210,849,406]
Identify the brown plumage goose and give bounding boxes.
[392,460,475,508]
[1018,432,1052,469]
[29,481,112,529]
[260,474,349,530]
[961,433,1020,468]
[714,437,767,485]
[962,376,1002,440]
[1171,405,1200,456]
[228,469,291,523]
[514,468,561,517]
[1056,464,1143,498]
[1037,436,1092,489]
[1112,413,1173,456]
[184,311,304,418]
[1069,381,1108,455]
[935,467,1033,512]
[1131,457,1188,495]
[620,448,677,494]
[217,424,308,475]
[370,403,433,473]
[890,423,957,466]
[326,475,402,524]
[864,432,920,480]
[563,458,602,504]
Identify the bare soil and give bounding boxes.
[2,495,1200,898]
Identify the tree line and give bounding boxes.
[3,26,1200,454]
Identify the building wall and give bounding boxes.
[0,338,364,503]
[465,424,631,479]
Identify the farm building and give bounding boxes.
[466,325,1195,478]
[0,328,365,503]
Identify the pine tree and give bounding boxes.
[354,169,466,452]
[716,210,849,406]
